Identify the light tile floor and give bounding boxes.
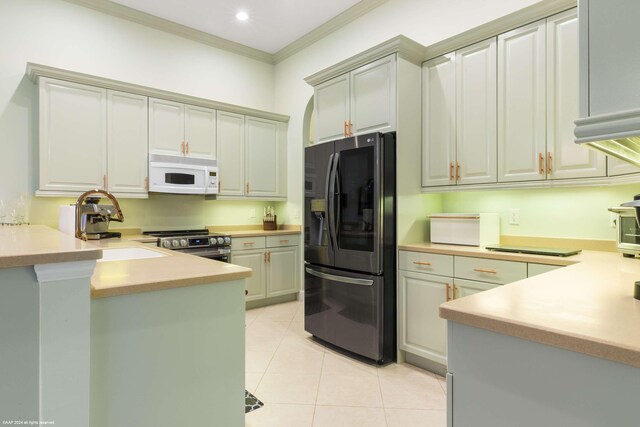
[245,300,447,427]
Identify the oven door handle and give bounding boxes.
[181,249,230,257]
[305,267,373,286]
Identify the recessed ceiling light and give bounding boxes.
[236,11,249,21]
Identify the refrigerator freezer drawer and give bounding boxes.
[304,265,384,361]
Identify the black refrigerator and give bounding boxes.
[304,132,396,364]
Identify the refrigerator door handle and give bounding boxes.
[328,153,340,251]
[305,267,374,286]
[334,153,341,246]
[325,153,335,248]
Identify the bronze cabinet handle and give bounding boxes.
[246,183,250,194]
[263,252,267,262]
[539,153,544,174]
[343,121,347,137]
[453,285,458,299]
[547,152,552,173]
[145,176,149,191]
[413,261,432,266]
[267,251,271,262]
[103,174,107,189]
[449,162,454,181]
[348,121,353,136]
[186,142,189,155]
[455,162,460,181]
[181,142,185,155]
[244,242,255,246]
[474,268,497,274]
[446,284,451,302]
[280,240,290,243]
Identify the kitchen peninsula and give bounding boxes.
[0,226,251,427]
[438,248,640,426]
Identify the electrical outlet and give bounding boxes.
[509,208,520,225]
[610,212,618,229]
[249,208,256,218]
[294,208,300,219]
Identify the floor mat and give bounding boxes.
[245,390,264,414]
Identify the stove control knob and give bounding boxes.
[217,237,224,245]
[180,239,188,247]
[210,237,216,245]
[171,239,180,248]
[224,237,231,245]
[162,240,171,249]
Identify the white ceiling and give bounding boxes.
[110,0,364,54]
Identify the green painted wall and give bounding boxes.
[30,195,287,230]
[440,183,640,240]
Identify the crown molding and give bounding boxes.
[304,35,425,86]
[62,0,274,63]
[273,0,390,64]
[423,0,577,61]
[27,62,290,123]
[63,0,390,66]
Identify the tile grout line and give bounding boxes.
[311,344,326,427]
[376,362,390,427]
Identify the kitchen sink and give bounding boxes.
[98,247,168,262]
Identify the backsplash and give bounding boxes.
[29,194,287,230]
[441,183,640,240]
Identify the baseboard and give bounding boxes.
[405,352,447,377]
[245,293,297,310]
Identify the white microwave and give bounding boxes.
[149,154,218,195]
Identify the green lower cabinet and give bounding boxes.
[231,249,266,301]
[452,278,498,298]
[398,270,449,365]
[399,249,565,371]
[232,236,299,303]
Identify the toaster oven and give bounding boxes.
[610,207,640,257]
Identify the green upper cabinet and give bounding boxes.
[422,53,456,187]
[497,19,547,183]
[314,54,396,144]
[216,114,287,199]
[245,116,285,198]
[422,7,614,190]
[546,9,605,180]
[422,39,497,187]
[149,98,216,160]
[107,90,149,196]
[497,10,605,183]
[455,38,498,185]
[38,77,148,198]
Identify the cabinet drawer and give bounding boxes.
[231,236,266,251]
[398,251,454,277]
[266,234,300,248]
[454,256,526,285]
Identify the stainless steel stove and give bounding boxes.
[143,229,232,262]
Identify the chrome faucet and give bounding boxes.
[75,189,124,241]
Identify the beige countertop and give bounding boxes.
[0,225,102,268]
[121,226,302,242]
[399,242,583,266]
[91,239,251,299]
[404,243,640,367]
[214,229,301,238]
